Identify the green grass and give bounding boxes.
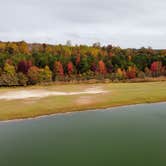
[0,81,166,121]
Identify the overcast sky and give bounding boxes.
[0,0,166,48]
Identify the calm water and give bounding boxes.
[0,103,165,166]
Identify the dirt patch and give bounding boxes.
[76,96,94,105]
[0,86,107,100]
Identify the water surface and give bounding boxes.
[0,103,165,166]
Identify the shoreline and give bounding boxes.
[0,81,165,122]
[1,100,166,123]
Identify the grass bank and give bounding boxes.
[0,81,166,121]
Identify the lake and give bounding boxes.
[0,102,165,166]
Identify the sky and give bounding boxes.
[0,0,166,48]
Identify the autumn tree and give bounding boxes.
[18,41,30,54]
[5,42,19,54]
[126,66,137,79]
[0,42,6,53]
[150,61,162,77]
[39,66,52,82]
[53,61,64,76]
[67,61,74,75]
[116,68,123,80]
[76,55,81,66]
[4,62,16,75]
[17,60,32,74]
[98,60,107,74]
[27,66,40,84]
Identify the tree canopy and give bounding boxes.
[0,41,165,86]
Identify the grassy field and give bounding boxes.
[0,81,166,121]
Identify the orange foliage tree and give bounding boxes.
[27,66,40,84]
[126,66,137,79]
[54,61,64,76]
[98,60,107,74]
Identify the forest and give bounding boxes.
[0,41,165,86]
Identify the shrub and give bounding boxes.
[137,71,146,79]
[0,74,19,86]
[17,72,28,86]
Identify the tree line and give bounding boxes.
[0,41,165,86]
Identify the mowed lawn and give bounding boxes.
[0,81,166,121]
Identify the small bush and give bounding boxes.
[137,71,146,79]
[17,72,28,86]
[0,74,19,86]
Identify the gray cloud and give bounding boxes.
[0,0,166,48]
